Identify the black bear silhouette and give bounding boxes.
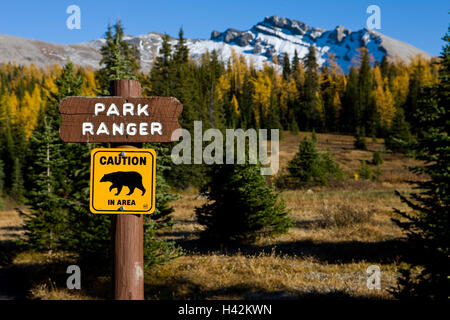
[100,171,146,196]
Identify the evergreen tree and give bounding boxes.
[282,53,291,80]
[302,46,322,131]
[320,65,333,132]
[20,117,68,251]
[0,118,15,192]
[341,67,359,132]
[385,108,412,153]
[172,28,196,131]
[311,129,318,144]
[96,21,140,93]
[196,152,292,246]
[11,157,24,202]
[291,50,300,74]
[289,118,300,133]
[358,160,372,180]
[298,46,322,130]
[21,61,84,252]
[380,55,390,78]
[358,48,376,135]
[372,151,383,165]
[287,135,341,187]
[48,59,83,121]
[143,144,183,268]
[404,58,426,130]
[354,126,368,150]
[391,29,449,300]
[150,33,173,97]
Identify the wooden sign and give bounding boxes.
[90,148,156,214]
[59,96,183,143]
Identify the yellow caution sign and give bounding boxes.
[90,148,156,214]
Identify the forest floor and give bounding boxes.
[0,131,421,300]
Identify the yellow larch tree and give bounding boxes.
[19,86,42,138]
[81,67,98,96]
[373,66,395,127]
[231,94,240,115]
[391,59,410,107]
[0,92,19,125]
[251,70,272,122]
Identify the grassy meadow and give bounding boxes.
[0,131,422,300]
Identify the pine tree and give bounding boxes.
[48,59,83,121]
[372,151,383,165]
[391,28,449,300]
[404,58,426,130]
[172,28,196,131]
[196,152,292,246]
[20,117,68,251]
[96,21,140,93]
[385,108,412,153]
[380,55,390,78]
[289,118,299,133]
[63,142,112,267]
[358,48,376,135]
[358,160,372,180]
[282,53,291,80]
[341,67,359,132]
[143,144,182,268]
[0,115,15,192]
[354,126,368,150]
[291,50,300,74]
[21,61,84,252]
[302,46,322,130]
[150,33,173,97]
[288,135,341,187]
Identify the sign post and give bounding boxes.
[58,79,182,300]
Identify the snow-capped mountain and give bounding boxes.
[0,16,432,73]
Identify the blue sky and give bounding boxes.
[0,0,448,56]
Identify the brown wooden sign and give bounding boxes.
[59,96,183,143]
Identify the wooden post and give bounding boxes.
[111,79,144,300]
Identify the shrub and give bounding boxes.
[289,119,299,134]
[318,202,375,228]
[372,151,383,165]
[354,127,368,150]
[359,160,372,180]
[287,136,342,188]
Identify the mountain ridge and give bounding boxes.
[0,15,433,73]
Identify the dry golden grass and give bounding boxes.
[30,283,95,300]
[0,131,418,300]
[0,198,24,242]
[147,187,407,300]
